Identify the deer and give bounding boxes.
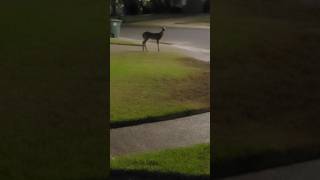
[142,27,166,52]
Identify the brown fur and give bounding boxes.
[142,27,166,52]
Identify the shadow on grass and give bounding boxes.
[71,177,106,180]
[214,145,320,178]
[110,169,210,180]
[74,170,209,180]
[110,109,209,129]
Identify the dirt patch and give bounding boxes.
[178,57,210,69]
[167,59,210,108]
[166,57,210,107]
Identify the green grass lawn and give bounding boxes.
[110,38,141,46]
[214,0,320,177]
[111,144,210,176]
[111,51,210,125]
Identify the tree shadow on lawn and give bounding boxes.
[74,170,210,180]
[214,145,320,178]
[110,108,209,128]
[110,169,210,180]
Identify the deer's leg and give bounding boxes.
[142,41,144,51]
[157,40,160,52]
[142,39,146,52]
[143,39,148,52]
[145,41,148,52]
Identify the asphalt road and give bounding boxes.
[120,26,210,50]
[110,112,210,156]
[221,159,320,180]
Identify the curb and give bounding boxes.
[110,109,209,129]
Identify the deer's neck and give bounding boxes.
[159,30,164,37]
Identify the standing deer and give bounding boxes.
[142,27,166,52]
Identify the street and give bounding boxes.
[120,25,210,50]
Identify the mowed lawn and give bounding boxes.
[111,51,210,124]
[214,0,320,177]
[111,144,210,176]
[110,38,141,46]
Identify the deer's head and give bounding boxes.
[162,27,166,32]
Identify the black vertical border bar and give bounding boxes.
[0,1,109,179]
[210,0,214,178]
[107,0,111,178]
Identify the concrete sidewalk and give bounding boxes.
[110,112,210,157]
[221,159,320,180]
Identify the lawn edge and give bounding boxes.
[110,109,209,129]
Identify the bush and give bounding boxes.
[124,0,142,15]
[203,0,210,13]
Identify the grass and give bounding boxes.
[110,38,141,46]
[110,51,210,124]
[214,0,320,177]
[111,144,210,176]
